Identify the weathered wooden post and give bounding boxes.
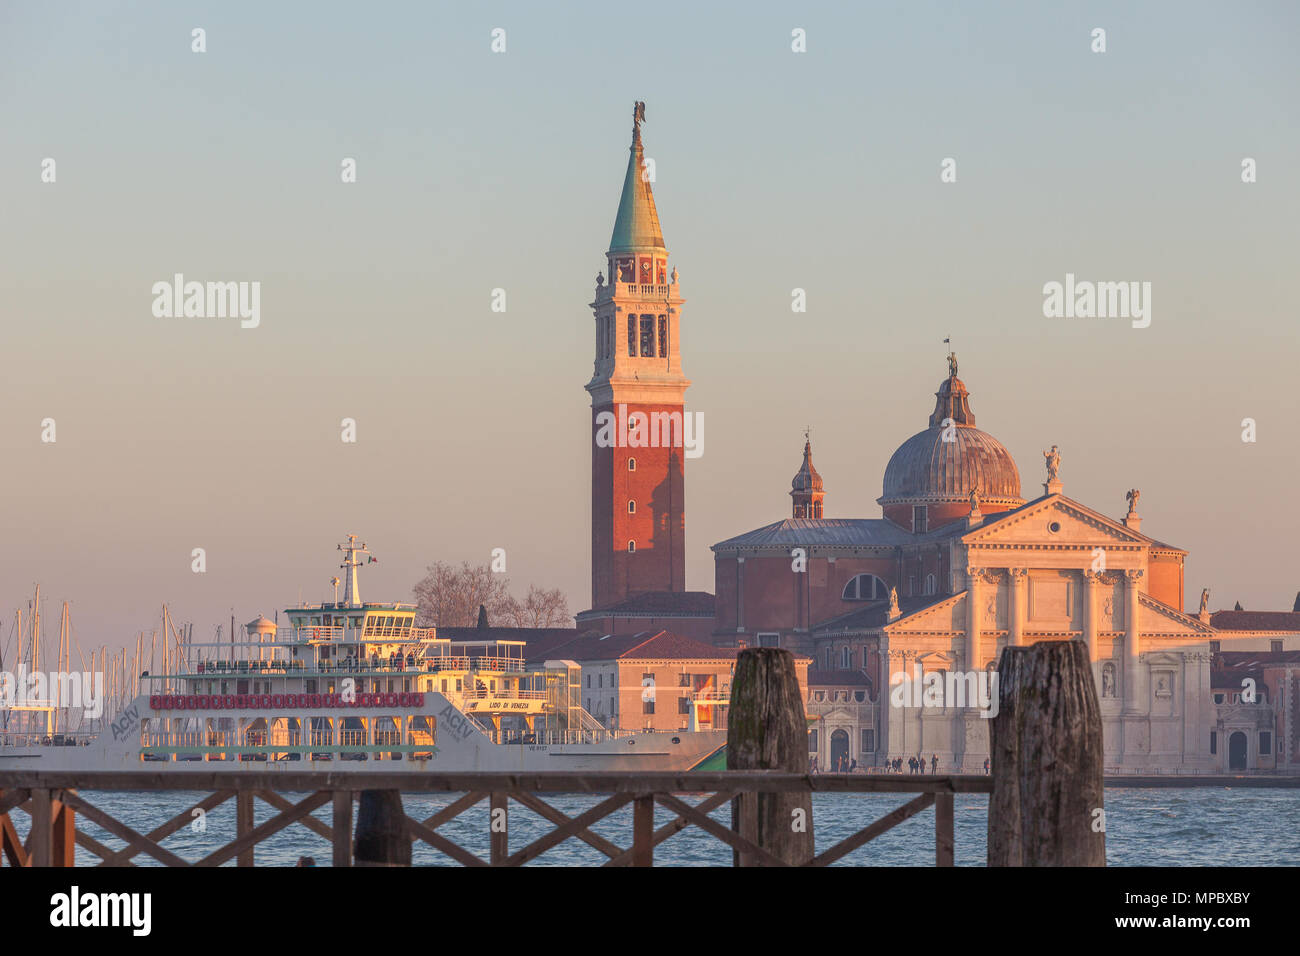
[353,790,411,866]
[988,640,1105,866]
[727,647,814,866]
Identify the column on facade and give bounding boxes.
[1123,568,1144,714]
[1082,570,1099,660]
[736,556,745,634]
[1008,568,1027,647]
[965,567,983,674]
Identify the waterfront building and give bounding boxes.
[530,629,809,734]
[710,358,1217,772]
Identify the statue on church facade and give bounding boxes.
[1199,588,1210,615]
[1043,445,1061,481]
[888,586,900,617]
[969,487,980,512]
[1126,488,1140,512]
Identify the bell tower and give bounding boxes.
[586,102,689,609]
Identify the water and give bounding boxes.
[23,786,1297,866]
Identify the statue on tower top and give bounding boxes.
[632,100,646,145]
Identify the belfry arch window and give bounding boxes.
[658,316,667,357]
[627,458,636,471]
[627,316,636,357]
[640,316,655,356]
[843,574,889,602]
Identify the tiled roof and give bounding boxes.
[579,591,715,617]
[536,629,740,663]
[437,626,579,645]
[712,518,921,551]
[812,594,953,633]
[1217,650,1300,666]
[807,668,873,690]
[1210,611,1300,632]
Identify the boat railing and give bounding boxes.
[692,690,731,702]
[0,733,97,749]
[421,656,526,673]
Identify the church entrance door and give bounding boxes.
[1228,731,1248,770]
[830,729,849,772]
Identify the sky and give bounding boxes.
[2,0,1298,660]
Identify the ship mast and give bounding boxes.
[337,534,370,608]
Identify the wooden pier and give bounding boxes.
[0,770,991,867]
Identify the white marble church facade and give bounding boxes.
[878,490,1216,773]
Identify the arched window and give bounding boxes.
[841,646,851,669]
[628,500,636,514]
[925,573,936,595]
[627,458,636,471]
[843,574,889,602]
[627,540,636,553]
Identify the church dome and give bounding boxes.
[879,361,1024,523]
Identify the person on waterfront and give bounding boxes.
[983,757,990,775]
[849,757,857,773]
[931,754,938,773]
[908,756,916,774]
[918,756,925,774]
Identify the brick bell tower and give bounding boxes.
[586,101,688,609]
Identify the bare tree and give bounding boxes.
[412,563,572,629]
[500,585,572,628]
[412,562,514,628]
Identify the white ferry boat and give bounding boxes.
[0,537,728,773]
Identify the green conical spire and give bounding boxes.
[608,101,666,255]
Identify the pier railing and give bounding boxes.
[0,771,991,867]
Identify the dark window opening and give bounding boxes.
[640,316,655,356]
[627,316,636,357]
[658,316,667,357]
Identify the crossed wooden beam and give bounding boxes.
[0,783,955,867]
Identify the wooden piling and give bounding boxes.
[726,648,814,865]
[988,640,1106,866]
[353,790,411,866]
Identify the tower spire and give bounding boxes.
[609,100,665,257]
[791,432,826,519]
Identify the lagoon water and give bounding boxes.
[39,786,1300,866]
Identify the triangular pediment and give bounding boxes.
[962,495,1159,550]
[885,592,967,635]
[1139,593,1216,636]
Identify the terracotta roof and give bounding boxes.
[579,591,715,617]
[807,668,873,690]
[535,630,740,663]
[435,626,596,662]
[1217,650,1300,666]
[1210,611,1300,632]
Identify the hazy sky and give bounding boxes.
[2,1,1298,659]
